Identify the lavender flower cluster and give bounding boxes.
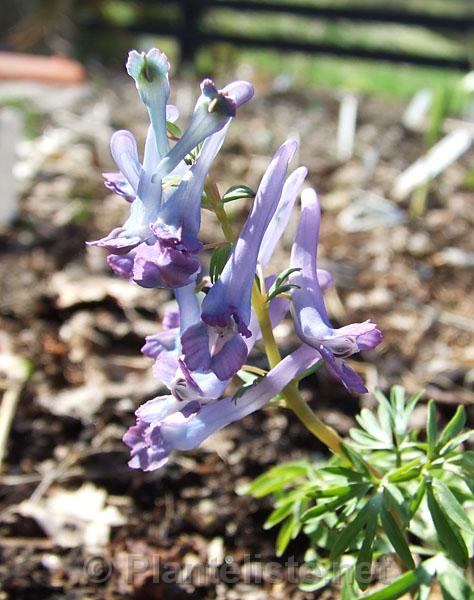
[89,49,382,472]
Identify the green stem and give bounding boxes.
[284,382,343,455]
[205,178,235,243]
[251,284,281,368]
[207,182,346,458]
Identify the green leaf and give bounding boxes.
[221,185,255,203]
[426,483,469,568]
[360,569,424,600]
[321,466,367,482]
[380,504,415,569]
[356,408,390,443]
[340,442,372,478]
[266,267,302,301]
[232,375,262,401]
[390,386,407,435]
[342,566,358,600]
[432,479,474,535]
[209,243,232,283]
[302,484,371,522]
[299,571,335,593]
[275,266,302,287]
[426,400,438,459]
[450,451,474,478]
[408,478,427,518]
[276,513,301,556]
[439,429,474,456]
[276,515,294,556]
[235,370,260,385]
[329,499,373,560]
[310,484,368,499]
[264,500,295,529]
[437,406,466,453]
[388,458,423,483]
[237,462,308,497]
[350,428,391,450]
[376,392,394,440]
[266,283,300,302]
[404,389,424,420]
[383,485,407,519]
[438,562,473,600]
[356,500,380,590]
[166,120,181,138]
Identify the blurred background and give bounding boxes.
[0,1,473,599]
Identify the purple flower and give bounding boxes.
[89,51,254,290]
[97,126,229,288]
[289,189,382,393]
[126,49,171,160]
[127,125,230,288]
[257,166,307,267]
[181,139,298,381]
[152,79,254,182]
[123,345,320,471]
[102,105,179,204]
[142,280,289,411]
[102,172,135,202]
[88,128,162,253]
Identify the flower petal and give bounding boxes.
[132,241,200,289]
[152,79,253,182]
[110,130,142,192]
[123,345,320,470]
[102,172,136,202]
[222,80,255,108]
[136,394,185,422]
[258,166,307,267]
[211,333,248,381]
[180,322,212,372]
[126,49,170,159]
[201,138,298,332]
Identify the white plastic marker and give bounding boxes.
[0,109,23,226]
[403,89,433,131]
[336,94,358,162]
[393,129,473,200]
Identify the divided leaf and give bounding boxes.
[380,504,415,570]
[166,120,182,139]
[209,243,232,283]
[355,498,380,590]
[437,406,466,453]
[329,498,373,560]
[426,400,437,459]
[431,479,474,535]
[221,185,255,203]
[302,484,371,522]
[237,462,308,497]
[266,267,301,302]
[426,483,469,568]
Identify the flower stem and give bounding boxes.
[208,180,345,458]
[251,284,281,368]
[283,382,343,455]
[205,178,235,243]
[251,258,344,457]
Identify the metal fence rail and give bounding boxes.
[84,0,474,70]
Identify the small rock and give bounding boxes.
[433,247,474,268]
[407,232,433,257]
[337,194,405,232]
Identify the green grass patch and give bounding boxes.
[201,46,465,101]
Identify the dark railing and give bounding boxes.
[84,0,474,70]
